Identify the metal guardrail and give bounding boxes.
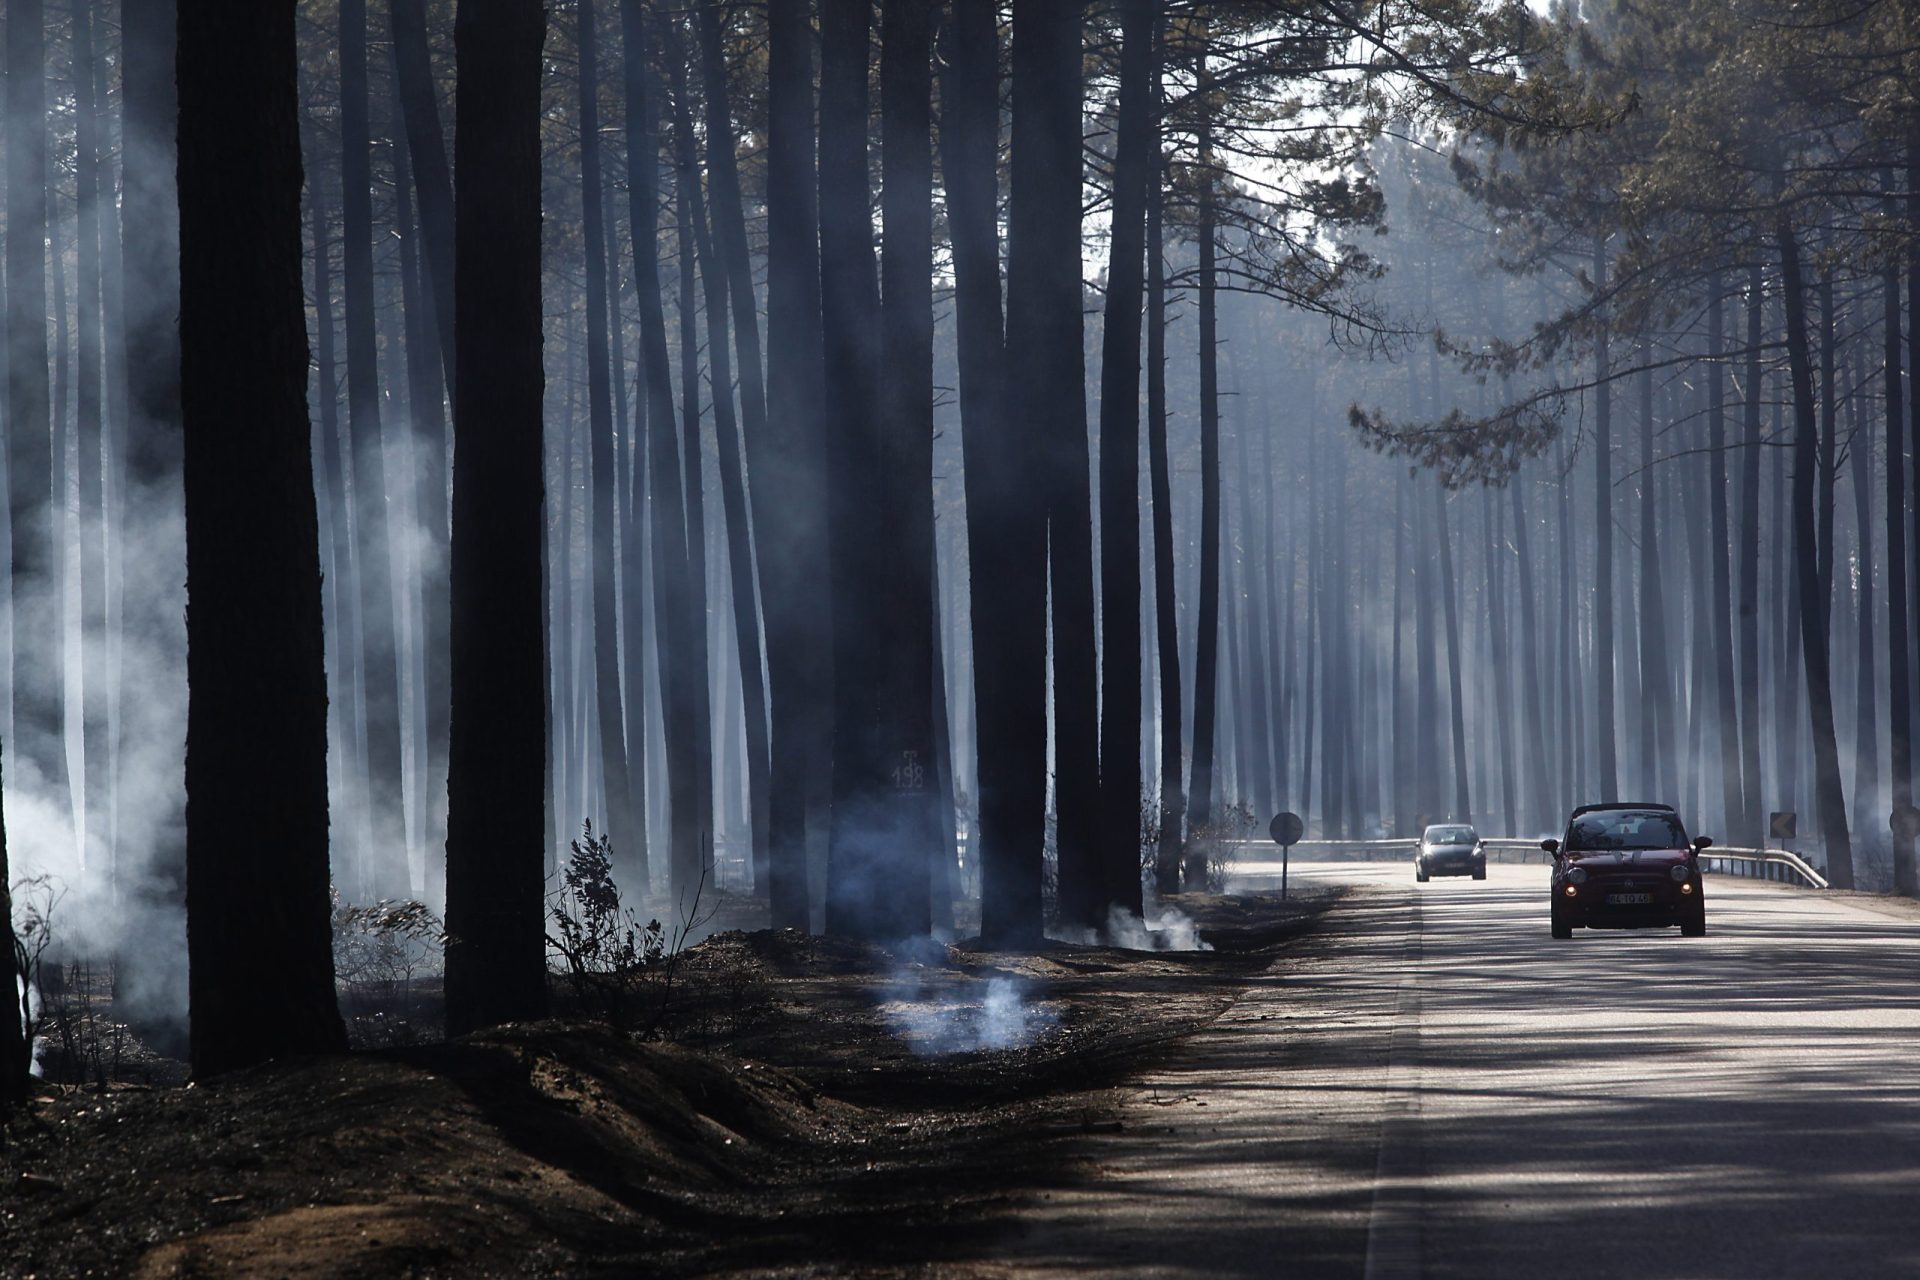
[1226,837,1829,889]
[1695,846,1829,889]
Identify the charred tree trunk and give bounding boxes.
[1638,349,1671,800]
[388,0,454,888]
[1847,342,1879,862]
[818,0,882,933]
[1592,237,1619,802]
[444,0,549,1036]
[1884,175,1917,895]
[960,0,1046,943]
[762,0,832,928]
[114,0,187,1028]
[666,43,771,907]
[621,0,705,910]
[1144,65,1182,896]
[1095,0,1155,920]
[1436,486,1471,823]
[1737,265,1766,849]
[339,0,408,897]
[669,94,717,896]
[7,0,68,814]
[1186,101,1222,875]
[1707,277,1745,842]
[76,0,110,881]
[576,0,641,882]
[820,0,931,938]
[693,0,773,896]
[179,0,347,1076]
[1234,392,1274,825]
[1036,3,1099,932]
[388,0,456,395]
[1775,218,1854,887]
[877,0,938,933]
[1510,477,1548,831]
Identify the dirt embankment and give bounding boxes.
[1,889,1336,1278]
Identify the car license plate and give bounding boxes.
[1606,892,1652,905]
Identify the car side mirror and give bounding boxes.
[1540,838,1560,854]
[1692,836,1713,852]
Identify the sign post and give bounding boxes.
[1270,811,1303,900]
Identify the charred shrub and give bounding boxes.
[1187,801,1257,894]
[546,821,665,1026]
[332,895,444,1047]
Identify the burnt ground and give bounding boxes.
[0,887,1339,1278]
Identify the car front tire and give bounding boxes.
[1416,862,1429,883]
[1551,902,1573,939]
[1680,904,1706,937]
[1472,865,1486,881]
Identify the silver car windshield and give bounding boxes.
[1424,826,1475,845]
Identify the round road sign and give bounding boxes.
[1269,811,1304,847]
[1893,805,1920,843]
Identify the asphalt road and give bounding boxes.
[962,862,1920,1279]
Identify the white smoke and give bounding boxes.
[880,971,1056,1055]
[1049,901,1214,952]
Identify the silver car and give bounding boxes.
[1416,824,1485,882]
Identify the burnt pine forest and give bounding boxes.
[1,0,1919,1100]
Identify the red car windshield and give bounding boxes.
[1567,812,1687,851]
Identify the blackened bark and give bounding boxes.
[1638,349,1670,797]
[1775,219,1854,887]
[691,0,773,895]
[7,0,67,805]
[389,0,456,395]
[1414,482,1441,822]
[930,566,960,930]
[666,34,771,906]
[1737,265,1766,849]
[621,0,705,910]
[1144,78,1182,895]
[1845,345,1878,853]
[1392,478,1411,834]
[309,116,364,866]
[1035,1,1098,931]
[1816,274,1836,632]
[577,0,641,882]
[960,0,1047,943]
[876,0,938,934]
[122,0,181,485]
[1884,177,1916,893]
[1592,237,1618,802]
[1233,392,1274,825]
[76,0,110,880]
[340,0,408,897]
[1435,486,1471,823]
[819,0,932,939]
[1186,103,1222,866]
[390,127,452,907]
[670,78,718,895]
[112,1,186,1025]
[1904,135,1920,891]
[444,0,550,1036]
[1105,0,1144,921]
[1707,278,1744,840]
[763,0,832,929]
[388,11,454,890]
[1510,478,1548,830]
[179,0,346,1076]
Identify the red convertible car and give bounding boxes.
[1543,803,1710,938]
